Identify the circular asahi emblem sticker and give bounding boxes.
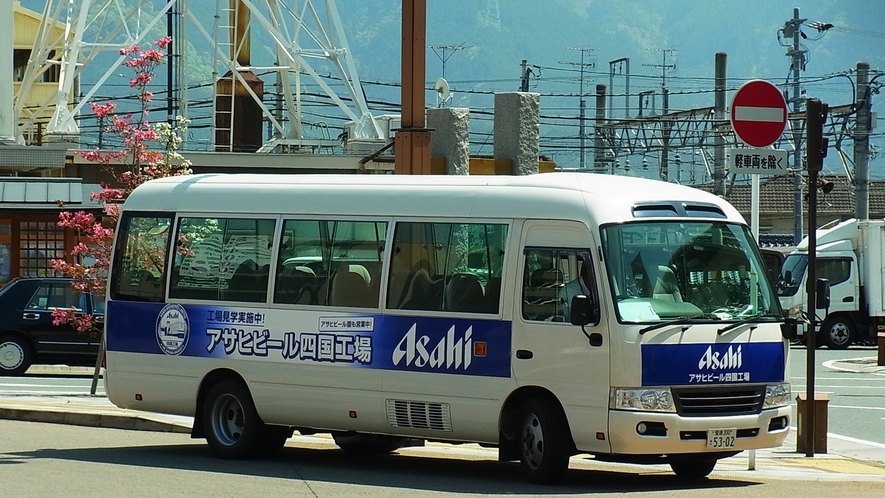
[156,303,189,355]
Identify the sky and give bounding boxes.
[17,0,885,180]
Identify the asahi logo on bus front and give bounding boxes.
[697,345,742,370]
[392,324,473,370]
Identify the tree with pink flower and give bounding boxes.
[52,36,191,342]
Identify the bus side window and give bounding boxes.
[110,214,173,302]
[387,222,507,313]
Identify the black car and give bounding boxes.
[0,278,104,375]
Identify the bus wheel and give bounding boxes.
[821,316,854,350]
[518,398,570,484]
[0,334,32,376]
[203,379,267,458]
[333,432,405,454]
[669,456,717,478]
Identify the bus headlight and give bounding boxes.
[763,382,791,409]
[610,387,676,412]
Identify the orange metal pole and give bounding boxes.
[395,0,431,174]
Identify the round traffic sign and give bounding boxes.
[730,80,787,148]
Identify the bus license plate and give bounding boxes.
[707,429,737,449]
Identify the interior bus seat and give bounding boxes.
[445,273,485,312]
[329,265,372,307]
[524,268,564,320]
[652,265,683,302]
[482,277,502,313]
[400,269,443,311]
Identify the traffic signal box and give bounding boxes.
[806,98,829,172]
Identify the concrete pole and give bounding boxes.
[713,52,727,196]
[790,7,806,244]
[594,84,607,173]
[0,0,16,142]
[854,62,870,220]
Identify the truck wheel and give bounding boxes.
[821,316,855,350]
[518,397,571,484]
[203,379,284,458]
[0,334,32,376]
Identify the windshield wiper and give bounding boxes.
[717,314,778,335]
[638,313,722,335]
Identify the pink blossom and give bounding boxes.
[119,45,140,56]
[141,49,164,63]
[155,36,172,49]
[89,102,117,118]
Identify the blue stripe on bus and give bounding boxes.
[106,301,512,378]
[641,342,786,386]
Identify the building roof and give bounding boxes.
[694,175,885,220]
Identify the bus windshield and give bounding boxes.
[600,221,781,323]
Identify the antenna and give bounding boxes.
[435,77,451,107]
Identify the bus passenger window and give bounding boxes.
[109,214,173,302]
[170,217,275,302]
[386,222,507,313]
[274,219,387,308]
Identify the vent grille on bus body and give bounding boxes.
[386,399,452,431]
[672,386,765,416]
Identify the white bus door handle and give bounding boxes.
[22,313,40,320]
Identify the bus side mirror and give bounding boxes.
[815,278,830,310]
[570,295,598,326]
[780,319,798,341]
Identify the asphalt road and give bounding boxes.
[2,419,885,498]
[788,345,885,447]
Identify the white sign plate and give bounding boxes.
[728,148,789,176]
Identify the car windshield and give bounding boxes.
[600,220,781,323]
[777,253,807,297]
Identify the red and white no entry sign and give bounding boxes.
[730,80,788,148]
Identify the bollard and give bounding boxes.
[878,332,885,367]
[796,392,829,453]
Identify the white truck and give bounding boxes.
[777,218,884,349]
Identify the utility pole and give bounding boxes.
[644,49,676,181]
[713,52,727,196]
[520,60,539,92]
[608,57,630,119]
[784,8,808,244]
[561,47,595,170]
[854,62,871,219]
[594,84,607,173]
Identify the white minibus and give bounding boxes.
[105,172,791,483]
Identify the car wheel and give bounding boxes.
[518,397,571,484]
[821,316,855,350]
[203,379,285,458]
[0,334,32,376]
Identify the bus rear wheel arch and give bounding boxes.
[202,378,290,458]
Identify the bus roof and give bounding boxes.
[120,172,744,225]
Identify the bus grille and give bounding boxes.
[386,399,452,431]
[671,386,765,416]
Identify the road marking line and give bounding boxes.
[827,432,885,449]
[827,405,885,412]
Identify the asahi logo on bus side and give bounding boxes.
[697,345,742,370]
[392,324,473,370]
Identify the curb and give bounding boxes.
[0,404,191,434]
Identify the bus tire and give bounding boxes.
[518,398,570,484]
[669,456,717,478]
[0,333,32,376]
[332,432,405,454]
[203,379,268,459]
[821,316,854,350]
